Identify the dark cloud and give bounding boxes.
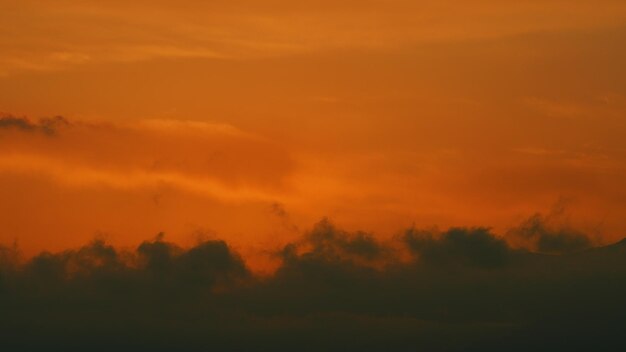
[405,227,511,268]
[292,218,388,261]
[0,116,34,131]
[269,202,300,232]
[506,198,593,254]
[508,212,592,254]
[0,221,624,351]
[269,202,288,218]
[0,115,69,135]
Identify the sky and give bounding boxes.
[2,0,626,258]
[1,1,626,349]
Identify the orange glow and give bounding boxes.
[1,0,626,270]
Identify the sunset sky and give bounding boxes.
[1,2,626,350]
[2,0,626,256]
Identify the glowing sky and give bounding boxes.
[1,0,626,260]
[3,2,626,351]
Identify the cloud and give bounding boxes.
[19,236,250,292]
[0,115,293,202]
[509,213,591,254]
[3,0,626,76]
[1,220,624,350]
[404,227,511,268]
[507,200,593,254]
[137,236,250,288]
[0,115,69,136]
[288,218,389,262]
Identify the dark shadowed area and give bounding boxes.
[1,220,625,351]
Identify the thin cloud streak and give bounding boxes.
[0,154,287,204]
[2,0,626,75]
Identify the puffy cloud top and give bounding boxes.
[1,220,625,351]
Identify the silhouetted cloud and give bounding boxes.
[508,212,592,254]
[0,220,624,351]
[0,116,33,131]
[0,115,69,135]
[269,202,299,232]
[405,227,511,268]
[289,218,389,261]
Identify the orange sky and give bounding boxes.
[1,0,626,264]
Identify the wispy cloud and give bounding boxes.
[0,115,293,202]
[2,0,626,75]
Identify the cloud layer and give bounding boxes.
[1,219,624,351]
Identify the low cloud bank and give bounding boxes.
[1,219,624,351]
